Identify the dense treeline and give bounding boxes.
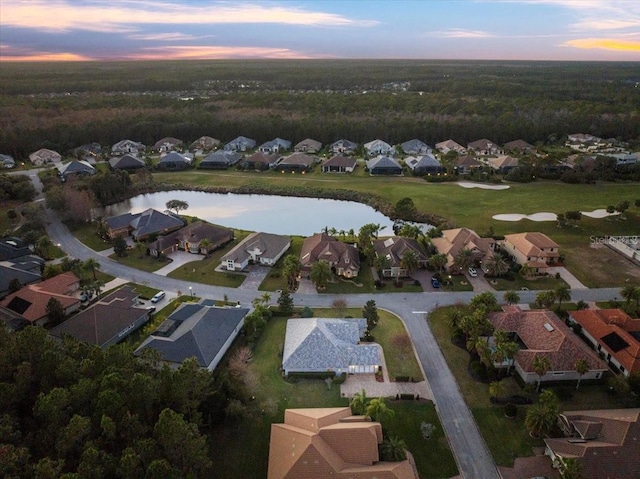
[0,327,243,478]
[0,60,638,159]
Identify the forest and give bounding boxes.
[0,60,638,159]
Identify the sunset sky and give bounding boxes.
[1,0,639,61]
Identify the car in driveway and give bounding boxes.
[468,267,478,277]
[150,291,166,303]
[431,277,440,288]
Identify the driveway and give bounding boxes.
[466,271,494,292]
[237,265,270,291]
[546,266,588,289]
[154,250,203,276]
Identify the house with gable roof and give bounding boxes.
[455,155,482,174]
[148,221,233,257]
[156,151,192,171]
[153,137,183,153]
[294,138,322,153]
[190,136,221,152]
[364,139,394,157]
[503,232,560,271]
[56,160,96,179]
[401,139,432,155]
[568,309,640,377]
[486,155,519,173]
[366,156,403,176]
[240,151,280,170]
[111,139,145,156]
[276,152,317,172]
[431,227,496,273]
[103,208,184,241]
[282,318,381,376]
[488,305,607,385]
[258,138,291,154]
[373,236,428,278]
[322,155,357,173]
[1,154,16,169]
[435,139,466,155]
[29,148,61,166]
[405,154,443,175]
[135,301,249,371]
[221,232,290,271]
[329,139,358,155]
[300,233,360,279]
[504,139,534,154]
[467,139,502,156]
[109,154,146,171]
[224,136,256,152]
[198,150,241,169]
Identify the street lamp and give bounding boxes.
[189,286,194,297]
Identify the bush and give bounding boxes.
[504,403,518,418]
[399,393,415,400]
[395,376,410,382]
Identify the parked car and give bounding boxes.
[79,292,89,302]
[468,267,478,277]
[146,306,156,314]
[150,291,166,303]
[431,277,440,288]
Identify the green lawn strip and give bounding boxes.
[94,270,115,284]
[108,251,170,273]
[66,220,112,251]
[491,274,568,292]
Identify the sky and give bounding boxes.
[1,0,639,62]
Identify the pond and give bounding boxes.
[96,190,431,237]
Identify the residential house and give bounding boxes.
[224,136,256,152]
[258,138,291,154]
[567,133,600,144]
[268,407,418,479]
[190,136,221,152]
[608,152,638,167]
[300,233,360,279]
[405,154,443,175]
[294,138,322,153]
[56,160,96,179]
[282,318,381,376]
[275,152,317,173]
[240,151,280,170]
[321,155,357,173]
[504,139,534,154]
[568,309,640,377]
[198,150,241,169]
[364,139,394,156]
[221,232,290,271]
[49,286,151,348]
[0,237,33,261]
[486,155,519,173]
[0,154,16,169]
[111,139,145,156]
[455,155,482,174]
[431,227,495,273]
[153,137,183,153]
[435,139,466,155]
[366,156,403,176]
[148,221,233,257]
[74,142,102,160]
[401,139,432,155]
[0,238,43,298]
[103,208,184,241]
[0,306,28,332]
[467,139,503,156]
[29,148,61,166]
[503,232,560,271]
[156,151,192,171]
[0,272,81,326]
[374,236,428,277]
[488,305,607,385]
[109,154,146,171]
[329,139,358,156]
[135,302,249,371]
[544,408,640,479]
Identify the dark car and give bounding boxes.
[431,277,440,288]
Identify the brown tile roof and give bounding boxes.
[489,306,606,374]
[504,139,534,151]
[37,271,80,295]
[279,152,317,166]
[300,233,360,274]
[487,155,519,169]
[569,309,640,374]
[268,407,417,479]
[244,151,279,165]
[504,232,559,258]
[431,228,494,268]
[455,155,481,168]
[149,221,233,253]
[468,138,498,151]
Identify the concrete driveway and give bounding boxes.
[237,265,270,291]
[154,250,203,276]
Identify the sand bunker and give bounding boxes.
[492,212,557,222]
[581,209,620,218]
[456,182,510,190]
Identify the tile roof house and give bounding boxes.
[401,139,432,155]
[56,160,96,179]
[404,154,443,175]
[488,305,607,385]
[221,232,290,271]
[300,233,360,279]
[503,232,560,271]
[258,138,292,154]
[467,139,502,156]
[282,318,381,376]
[568,309,640,377]
[364,139,394,156]
[49,285,150,348]
[294,138,322,153]
[431,228,495,273]
[0,272,81,326]
[152,137,183,153]
[198,150,241,169]
[366,156,403,176]
[275,152,317,172]
[109,154,146,171]
[435,139,466,155]
[104,208,184,241]
[268,407,419,479]
[544,408,640,479]
[224,136,256,152]
[455,155,482,174]
[486,155,519,173]
[111,139,145,156]
[156,151,192,171]
[322,155,357,173]
[374,236,429,278]
[329,139,358,155]
[190,136,221,151]
[135,302,249,370]
[504,139,534,153]
[148,221,233,257]
[29,148,61,166]
[240,151,280,170]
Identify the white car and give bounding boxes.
[150,291,166,303]
[468,267,478,277]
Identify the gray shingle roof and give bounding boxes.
[221,232,290,264]
[109,154,145,169]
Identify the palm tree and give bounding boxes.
[485,252,509,277]
[199,238,212,257]
[503,290,520,305]
[400,250,419,277]
[348,228,355,240]
[365,397,394,423]
[446,308,464,333]
[35,235,53,257]
[329,227,337,237]
[281,255,301,291]
[350,389,367,415]
[519,264,535,278]
[489,380,507,399]
[83,257,101,281]
[558,457,583,479]
[375,254,391,276]
[501,341,519,376]
[524,402,556,438]
[555,285,571,309]
[453,248,474,273]
[535,290,557,309]
[533,355,552,392]
[620,284,640,311]
[574,358,589,390]
[380,436,407,462]
[428,253,448,273]
[310,261,332,290]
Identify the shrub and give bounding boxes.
[399,393,415,400]
[504,403,518,418]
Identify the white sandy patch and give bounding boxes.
[581,208,620,218]
[492,212,557,222]
[456,182,510,190]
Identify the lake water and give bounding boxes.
[97,190,430,237]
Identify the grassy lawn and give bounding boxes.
[491,274,568,291]
[108,251,171,273]
[66,220,112,251]
[258,236,305,292]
